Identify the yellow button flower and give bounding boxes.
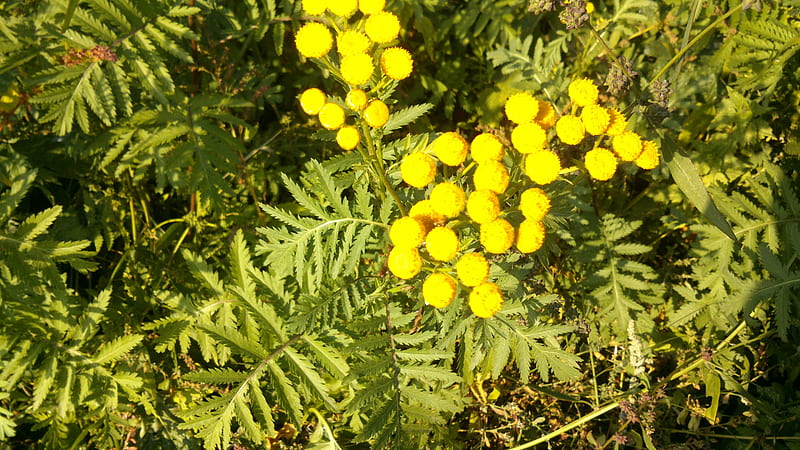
[433,132,468,166]
[525,151,561,185]
[337,30,371,57]
[430,182,466,218]
[605,108,627,136]
[470,133,504,164]
[568,78,599,107]
[511,122,547,154]
[635,140,660,170]
[581,104,611,136]
[519,187,551,221]
[426,226,460,261]
[467,189,500,225]
[318,103,345,130]
[295,22,333,58]
[336,126,361,150]
[409,199,446,231]
[516,219,546,254]
[584,147,617,181]
[365,11,400,43]
[535,100,557,129]
[299,88,326,115]
[329,0,357,17]
[456,253,489,287]
[380,47,413,80]
[423,272,457,308]
[346,88,368,111]
[302,0,327,15]
[401,152,437,188]
[364,99,389,127]
[556,114,585,146]
[359,0,385,14]
[389,216,427,249]
[469,282,503,318]
[480,218,515,254]
[504,92,539,124]
[388,247,422,279]
[341,53,374,86]
[612,131,643,161]
[473,161,509,194]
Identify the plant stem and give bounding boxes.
[360,122,407,215]
[509,401,621,450]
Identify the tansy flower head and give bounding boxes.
[433,132,468,166]
[423,273,457,308]
[467,189,501,225]
[456,253,489,287]
[504,92,539,124]
[346,89,368,111]
[535,100,557,129]
[556,114,585,145]
[337,30,371,57]
[364,99,389,127]
[365,11,400,43]
[341,53,374,86]
[612,131,643,161]
[329,0,358,17]
[635,140,660,170]
[295,22,333,58]
[525,151,561,185]
[605,108,627,136]
[318,103,345,130]
[584,147,617,181]
[336,126,360,150]
[581,104,611,135]
[388,247,422,279]
[511,122,547,154]
[426,226,460,261]
[430,182,466,218]
[473,161,510,194]
[480,218,515,254]
[389,216,427,249]
[519,187,551,221]
[359,0,385,14]
[470,133,504,164]
[568,78,599,107]
[401,152,437,188]
[409,200,446,231]
[380,47,413,80]
[302,0,327,15]
[469,282,504,318]
[299,88,326,115]
[516,219,546,253]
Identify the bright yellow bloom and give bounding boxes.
[556,114,585,145]
[473,161,509,194]
[359,0,385,15]
[586,2,595,14]
[519,187,551,221]
[389,216,427,249]
[346,89,368,110]
[480,218,515,254]
[318,103,345,130]
[456,253,489,287]
[525,151,561,185]
[584,147,617,181]
[337,30,371,57]
[409,200,446,231]
[469,282,503,318]
[329,0,358,17]
[511,122,547,154]
[388,247,422,279]
[364,99,389,127]
[423,273,457,308]
[605,108,627,136]
[504,92,539,124]
[336,126,360,150]
[467,189,501,225]
[535,100,557,129]
[568,78,599,107]
[516,219,546,254]
[612,131,643,161]
[341,53,374,86]
[302,0,327,15]
[430,182,466,218]
[433,132,468,166]
[299,88,326,115]
[635,140,660,170]
[401,152,437,188]
[581,104,610,135]
[295,22,333,58]
[470,133,504,164]
[380,47,413,80]
[426,226,460,261]
[365,11,400,43]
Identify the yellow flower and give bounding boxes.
[302,0,327,15]
[380,47,413,80]
[480,218,515,254]
[504,92,539,124]
[426,226,460,261]
[299,88,326,115]
[525,151,561,185]
[605,108,627,136]
[568,78,599,107]
[635,140,660,170]
[364,99,389,127]
[359,0,385,15]
[456,253,489,287]
[430,182,466,218]
[535,100,557,129]
[469,282,503,318]
[388,247,422,279]
[581,104,610,135]
[467,189,500,225]
[337,30,371,57]
[295,22,333,58]
[409,200,446,231]
[612,131,643,161]
[346,88,368,111]
[586,2,595,14]
[423,273,457,308]
[470,133,504,164]
[389,216,427,249]
[519,187,551,221]
[329,0,357,17]
[341,53,374,86]
[556,114,585,145]
[433,131,468,166]
[336,126,361,150]
[473,161,509,194]
[318,103,345,130]
[401,152,437,188]
[365,11,400,43]
[516,219,546,254]
[584,147,617,181]
[511,122,547,154]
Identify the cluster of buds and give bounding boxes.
[61,45,118,67]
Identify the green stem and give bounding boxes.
[509,402,621,450]
[360,122,407,215]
